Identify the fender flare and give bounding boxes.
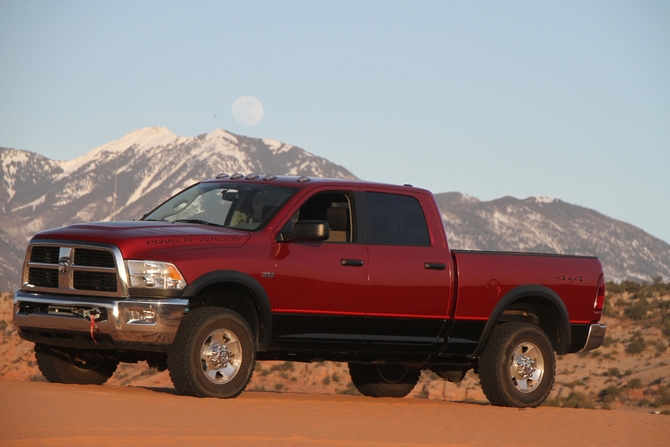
[471,284,571,357]
[181,270,272,351]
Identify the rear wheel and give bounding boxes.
[168,307,255,398]
[479,322,556,408]
[348,363,420,398]
[34,344,118,385]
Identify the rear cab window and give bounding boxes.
[364,192,430,246]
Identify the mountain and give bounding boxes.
[0,127,356,290]
[435,193,670,283]
[0,126,668,290]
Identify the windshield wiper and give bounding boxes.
[172,219,224,227]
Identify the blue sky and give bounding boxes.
[1,1,669,243]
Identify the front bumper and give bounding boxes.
[13,290,188,351]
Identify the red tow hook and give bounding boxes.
[82,308,101,345]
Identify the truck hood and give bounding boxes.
[32,221,250,259]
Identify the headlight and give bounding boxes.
[126,260,187,289]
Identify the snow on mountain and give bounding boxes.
[0,128,669,290]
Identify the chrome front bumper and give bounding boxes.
[580,323,607,352]
[13,290,188,349]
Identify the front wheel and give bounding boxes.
[167,307,255,398]
[479,322,556,408]
[348,363,420,398]
[34,344,118,385]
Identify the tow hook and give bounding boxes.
[73,308,101,344]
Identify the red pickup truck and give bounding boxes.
[13,174,606,407]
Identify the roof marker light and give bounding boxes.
[296,176,311,183]
[215,173,229,179]
[263,175,277,181]
[245,174,259,180]
[230,173,244,180]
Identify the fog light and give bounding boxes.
[128,309,156,324]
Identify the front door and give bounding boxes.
[271,191,368,349]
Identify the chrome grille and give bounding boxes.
[23,242,127,297]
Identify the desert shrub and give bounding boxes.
[274,383,284,391]
[628,378,643,389]
[653,341,668,353]
[332,373,340,383]
[663,321,670,339]
[563,391,596,409]
[602,297,616,317]
[625,298,650,320]
[270,361,295,372]
[626,336,646,354]
[604,367,621,378]
[322,376,331,385]
[599,386,622,403]
[601,336,617,347]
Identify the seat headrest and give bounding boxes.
[326,207,349,231]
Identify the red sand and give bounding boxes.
[0,381,668,447]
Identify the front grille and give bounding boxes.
[30,246,60,264]
[74,248,115,268]
[73,271,117,292]
[28,268,59,287]
[23,243,123,297]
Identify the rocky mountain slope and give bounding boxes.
[436,193,670,282]
[1,126,669,289]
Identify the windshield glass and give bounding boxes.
[143,182,297,231]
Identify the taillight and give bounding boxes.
[594,274,605,312]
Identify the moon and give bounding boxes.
[232,96,264,127]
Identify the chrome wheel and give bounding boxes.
[509,341,545,393]
[168,307,255,398]
[200,328,242,384]
[479,322,556,407]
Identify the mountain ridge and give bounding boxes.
[0,127,669,290]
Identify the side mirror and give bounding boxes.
[277,220,329,242]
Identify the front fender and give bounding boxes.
[181,270,272,351]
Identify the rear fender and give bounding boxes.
[471,285,571,356]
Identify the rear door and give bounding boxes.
[362,190,453,351]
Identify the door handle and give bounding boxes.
[424,262,446,270]
[341,259,364,267]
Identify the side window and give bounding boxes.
[281,192,354,243]
[365,192,430,246]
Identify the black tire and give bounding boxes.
[479,322,556,408]
[348,363,421,398]
[34,344,118,385]
[167,307,255,398]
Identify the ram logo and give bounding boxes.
[58,257,70,275]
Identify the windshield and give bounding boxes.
[143,182,297,231]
